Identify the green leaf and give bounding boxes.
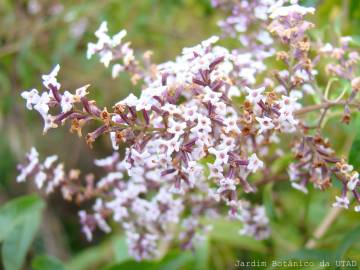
[0,195,44,270]
[2,211,42,270]
[205,218,268,253]
[32,255,65,270]
[101,251,192,270]
[112,236,131,263]
[193,236,210,270]
[333,225,360,267]
[263,183,277,221]
[0,195,44,242]
[65,239,114,270]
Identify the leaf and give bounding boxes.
[0,195,44,270]
[263,183,277,221]
[101,251,192,270]
[32,255,65,270]
[112,236,131,263]
[65,240,114,270]
[193,237,210,270]
[0,195,44,242]
[2,211,42,270]
[333,225,360,267]
[205,218,268,253]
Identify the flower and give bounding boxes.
[245,86,265,104]
[61,91,75,113]
[247,153,264,173]
[42,64,61,90]
[21,89,40,110]
[256,116,275,134]
[332,196,350,209]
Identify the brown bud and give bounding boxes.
[351,77,360,92]
[276,51,289,62]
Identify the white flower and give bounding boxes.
[75,85,90,99]
[217,178,236,193]
[245,86,265,104]
[183,106,198,122]
[201,36,219,47]
[34,171,47,189]
[61,91,74,113]
[270,5,315,19]
[291,182,308,194]
[347,172,359,191]
[192,114,212,134]
[112,64,124,78]
[256,116,275,134]
[33,92,50,117]
[42,64,61,90]
[355,205,360,212]
[100,50,113,67]
[21,89,40,110]
[207,163,223,179]
[332,196,350,209]
[42,114,58,134]
[112,29,127,46]
[44,155,58,169]
[17,147,39,182]
[167,118,187,138]
[110,132,119,151]
[202,86,222,104]
[117,93,139,107]
[320,43,333,53]
[208,147,229,166]
[247,153,263,173]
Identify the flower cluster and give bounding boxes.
[87,21,155,84]
[17,1,360,261]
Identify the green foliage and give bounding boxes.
[32,255,65,270]
[0,195,44,270]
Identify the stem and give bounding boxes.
[305,207,342,248]
[294,101,360,116]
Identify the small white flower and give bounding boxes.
[112,64,124,78]
[256,116,275,134]
[245,86,265,104]
[207,163,223,179]
[192,114,212,134]
[61,91,74,113]
[21,89,40,110]
[75,85,90,99]
[247,153,264,173]
[167,118,187,138]
[34,171,47,189]
[34,92,50,117]
[270,5,315,19]
[112,29,127,46]
[291,182,308,194]
[42,64,61,90]
[332,196,350,209]
[202,86,222,104]
[117,93,139,107]
[208,147,229,166]
[347,172,359,191]
[44,155,58,169]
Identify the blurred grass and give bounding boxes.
[0,0,360,269]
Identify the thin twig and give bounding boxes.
[305,206,342,248]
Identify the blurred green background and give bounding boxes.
[1,0,360,269]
